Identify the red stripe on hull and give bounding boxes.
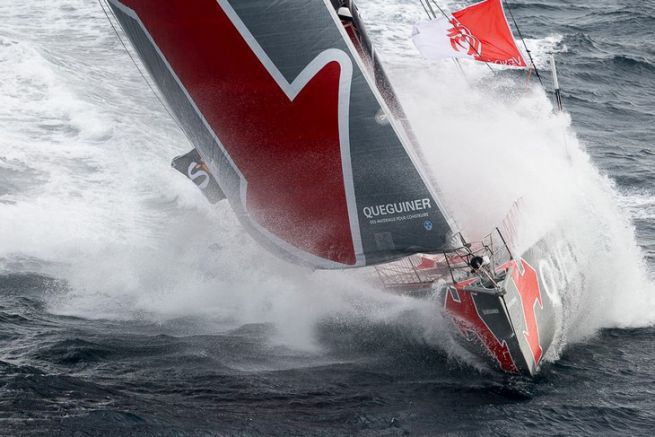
[511,259,544,364]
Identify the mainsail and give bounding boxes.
[107,0,456,268]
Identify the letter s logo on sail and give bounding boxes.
[187,162,210,189]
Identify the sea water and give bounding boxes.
[0,0,653,434]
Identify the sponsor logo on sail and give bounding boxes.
[187,162,211,189]
[447,19,481,57]
[362,198,432,219]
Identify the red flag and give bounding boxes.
[451,0,527,67]
[412,0,527,67]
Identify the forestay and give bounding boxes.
[107,0,456,268]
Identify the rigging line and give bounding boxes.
[418,0,432,19]
[97,0,184,132]
[428,0,449,18]
[502,0,544,87]
[428,0,495,74]
[423,0,438,19]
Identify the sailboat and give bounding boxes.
[102,0,560,376]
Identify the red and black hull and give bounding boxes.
[441,241,558,376]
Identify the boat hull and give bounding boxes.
[441,242,557,376]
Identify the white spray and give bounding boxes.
[0,0,652,365]
[358,0,655,354]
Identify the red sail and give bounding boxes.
[108,0,455,269]
[116,0,355,264]
[452,0,527,67]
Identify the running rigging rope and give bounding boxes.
[502,0,544,86]
[418,0,431,18]
[427,0,448,19]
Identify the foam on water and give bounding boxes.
[0,0,653,366]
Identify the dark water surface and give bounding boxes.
[1,0,654,435]
[1,274,654,435]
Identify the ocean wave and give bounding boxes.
[619,189,655,221]
[607,54,655,72]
